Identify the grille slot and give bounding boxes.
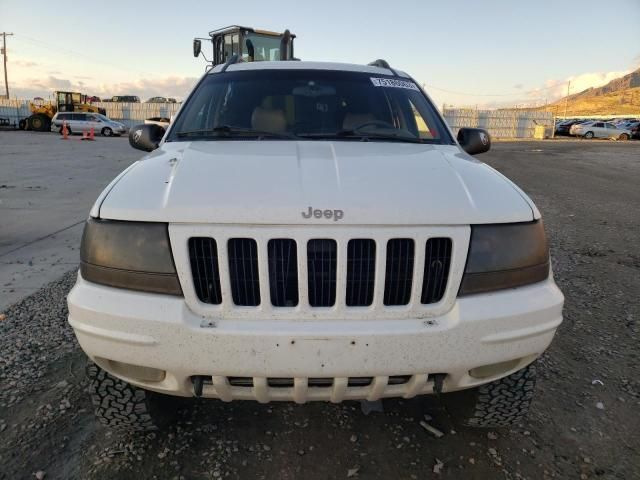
[227,238,261,306]
[188,237,222,304]
[228,377,253,387]
[421,238,452,304]
[346,239,376,306]
[268,239,299,307]
[383,239,415,305]
[307,239,337,307]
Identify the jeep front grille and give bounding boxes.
[188,232,454,312]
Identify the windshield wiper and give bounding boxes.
[176,125,298,139]
[297,130,424,143]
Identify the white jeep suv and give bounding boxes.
[67,59,564,431]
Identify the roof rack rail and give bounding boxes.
[368,59,399,77]
[221,54,240,73]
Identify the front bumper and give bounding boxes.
[67,274,563,402]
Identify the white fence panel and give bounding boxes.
[0,99,182,129]
[443,108,554,138]
[0,99,30,126]
[94,102,182,128]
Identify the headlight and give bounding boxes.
[458,221,549,295]
[80,218,182,295]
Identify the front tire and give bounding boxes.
[618,133,629,141]
[442,362,537,428]
[86,363,177,432]
[584,131,594,139]
[101,127,113,137]
[27,114,51,132]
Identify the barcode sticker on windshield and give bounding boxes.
[370,78,420,91]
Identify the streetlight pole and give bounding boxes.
[1,32,14,99]
[563,80,571,119]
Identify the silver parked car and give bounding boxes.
[52,112,128,137]
[570,121,632,140]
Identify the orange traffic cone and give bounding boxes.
[61,121,68,140]
[81,129,89,141]
[88,127,95,141]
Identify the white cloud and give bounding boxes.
[12,59,38,68]
[10,75,198,101]
[527,69,631,102]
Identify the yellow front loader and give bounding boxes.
[19,91,106,131]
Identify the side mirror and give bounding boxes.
[457,127,491,155]
[129,124,165,152]
[193,39,201,58]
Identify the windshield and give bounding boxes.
[242,33,283,62]
[168,69,452,144]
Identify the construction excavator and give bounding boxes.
[19,91,106,132]
[193,25,295,67]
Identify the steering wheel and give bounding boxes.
[348,120,397,131]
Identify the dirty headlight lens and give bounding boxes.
[80,218,182,295]
[459,221,549,295]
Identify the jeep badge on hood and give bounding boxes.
[301,206,344,221]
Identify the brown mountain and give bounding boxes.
[546,67,640,116]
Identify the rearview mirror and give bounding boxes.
[193,39,201,58]
[457,128,491,155]
[129,124,165,152]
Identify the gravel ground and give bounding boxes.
[0,140,638,479]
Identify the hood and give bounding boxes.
[96,141,535,225]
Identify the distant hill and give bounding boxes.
[545,67,640,116]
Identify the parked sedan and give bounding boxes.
[626,121,640,139]
[110,95,140,103]
[555,120,580,136]
[571,121,632,140]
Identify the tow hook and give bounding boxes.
[432,374,446,395]
[192,376,206,398]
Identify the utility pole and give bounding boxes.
[563,80,571,119]
[1,32,14,99]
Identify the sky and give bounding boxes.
[1,0,639,108]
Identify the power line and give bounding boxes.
[422,80,567,98]
[12,33,157,78]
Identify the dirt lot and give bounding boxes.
[0,139,639,480]
[0,131,139,309]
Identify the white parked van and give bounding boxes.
[68,59,564,431]
[52,112,128,136]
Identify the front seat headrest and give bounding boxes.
[251,107,287,133]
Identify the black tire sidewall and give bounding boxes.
[441,362,537,429]
[102,127,113,137]
[86,362,184,431]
